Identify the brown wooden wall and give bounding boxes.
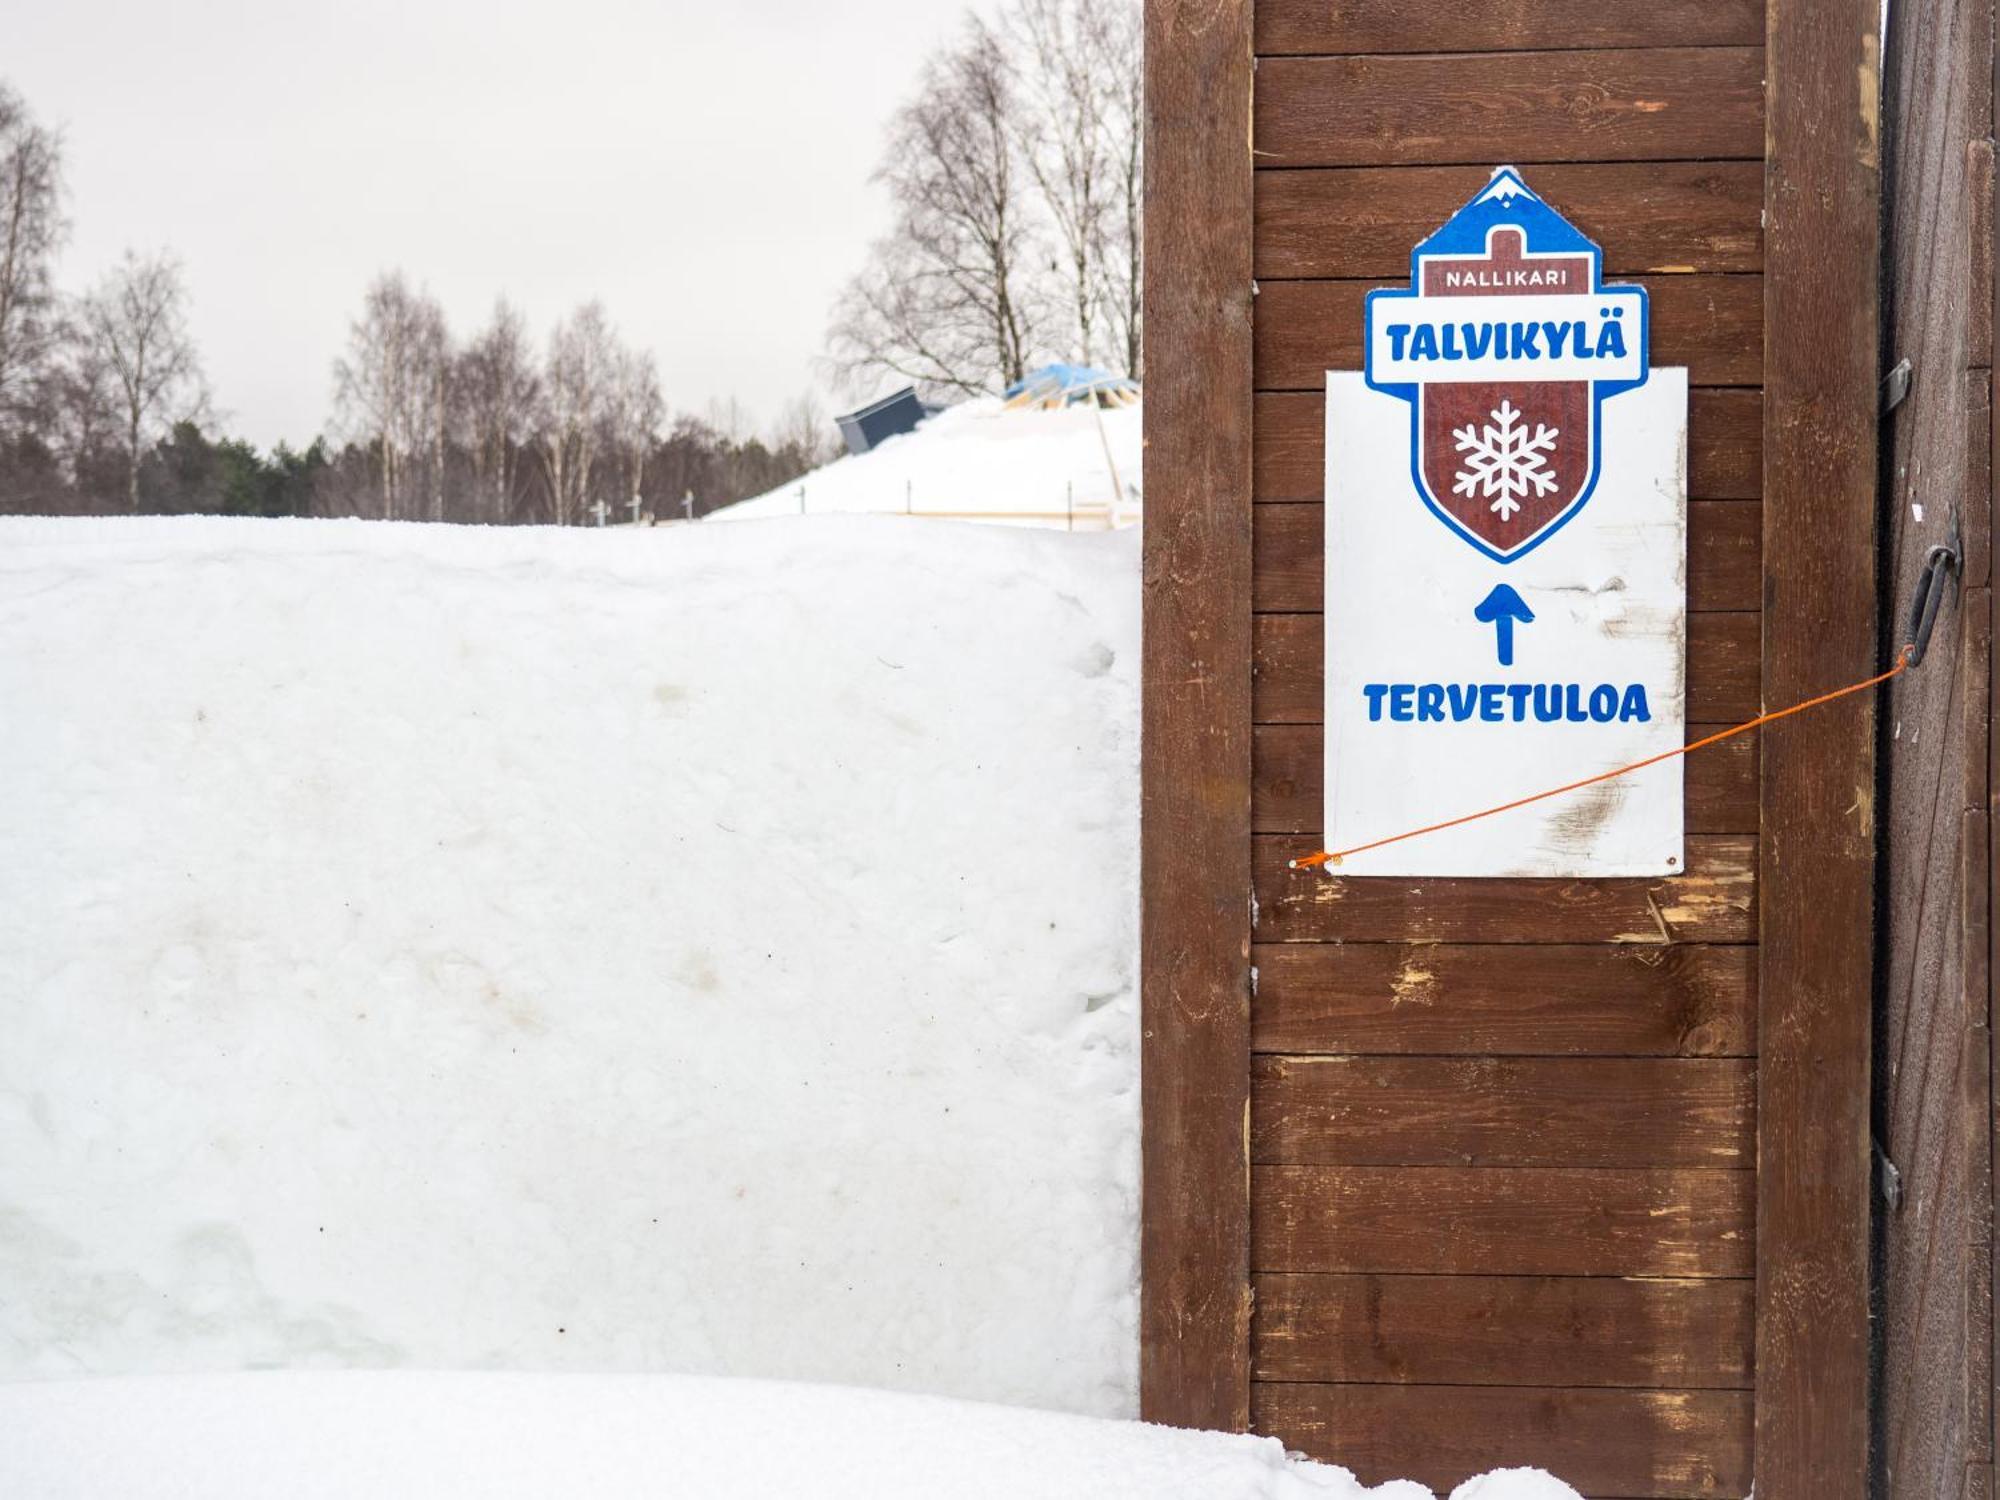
[1144,3,1883,1497]
[1877,0,1997,1494]
[1247,11,1761,1495]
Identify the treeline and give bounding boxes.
[315,278,830,525]
[828,0,1142,399]
[0,82,827,523]
[4,404,827,524]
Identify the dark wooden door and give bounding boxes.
[1143,4,1885,1498]
[1877,1,1997,1495]
[1247,12,1763,1496]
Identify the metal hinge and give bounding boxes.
[1875,1137,1904,1212]
[1882,357,1914,414]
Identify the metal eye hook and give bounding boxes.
[1903,504,1961,668]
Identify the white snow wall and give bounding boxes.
[0,516,1141,1416]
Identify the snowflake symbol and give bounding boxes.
[1451,400,1561,521]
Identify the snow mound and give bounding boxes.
[718,395,1140,528]
[0,1370,1433,1500]
[0,516,1140,1415]
[1447,1470,1585,1500]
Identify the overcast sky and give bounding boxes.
[10,0,970,449]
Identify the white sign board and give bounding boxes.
[1323,168,1688,877]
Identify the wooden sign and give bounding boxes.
[1324,167,1688,876]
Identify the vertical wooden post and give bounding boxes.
[1872,3,1995,1491]
[1139,0,1254,1432]
[1760,1,1882,1495]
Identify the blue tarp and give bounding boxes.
[1002,364,1140,406]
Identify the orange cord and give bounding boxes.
[1289,644,1917,872]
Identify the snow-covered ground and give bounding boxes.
[0,511,1597,1499]
[0,516,1140,1414]
[718,395,1140,528]
[0,1370,1581,1500]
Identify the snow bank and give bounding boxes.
[0,1370,1444,1500]
[1445,1472,1585,1500]
[719,396,1140,527]
[0,516,1140,1415]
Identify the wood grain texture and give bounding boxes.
[1251,941,1755,1056]
[1254,49,1765,168]
[1253,500,1759,613]
[1252,1054,1753,1167]
[1253,388,1764,503]
[1254,275,1763,390]
[1975,141,1995,374]
[1253,1382,1752,1498]
[1253,835,1757,944]
[1758,1,1882,1495]
[1252,610,1761,724]
[1254,0,1765,56]
[1254,1164,1754,1275]
[1138,0,1254,1434]
[1254,720,1757,834]
[1965,613,1995,1488]
[1879,605,1995,1500]
[1257,162,1763,279]
[1253,1272,1754,1388]
[1877,4,1995,1494]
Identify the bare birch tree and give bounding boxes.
[1006,0,1114,366]
[423,327,449,522]
[0,83,66,430]
[80,251,206,510]
[771,393,834,470]
[828,18,1047,397]
[826,0,1141,394]
[43,305,120,483]
[455,298,539,524]
[1095,0,1143,379]
[603,344,664,521]
[331,272,448,520]
[537,302,617,525]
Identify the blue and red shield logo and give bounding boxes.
[1364,167,1650,563]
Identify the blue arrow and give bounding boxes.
[1473,584,1535,667]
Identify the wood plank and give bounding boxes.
[1251,941,1756,1056]
[1759,2,1881,1496]
[1252,1055,1754,1167]
[1971,139,1994,373]
[1881,450,1989,1497]
[1253,1164,1754,1275]
[1254,49,1765,168]
[1254,0,1765,56]
[1255,275,1763,390]
[1684,613,1764,724]
[1253,500,1760,613]
[1257,162,1763,279]
[1253,834,1757,944]
[1253,1382,1752,1499]
[1687,388,1769,503]
[1138,0,1254,1434]
[1252,1272,1754,1388]
[1254,720,1757,835]
[1254,388,1764,503]
[1963,614,1995,1480]
[1877,9,1993,1490]
[1252,610,1761,724]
